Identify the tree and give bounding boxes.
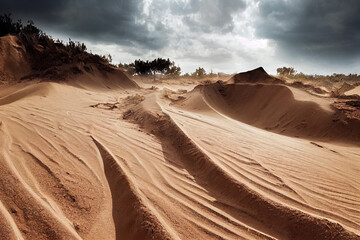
[0,13,21,36]
[276,67,296,76]
[166,61,181,77]
[150,58,171,80]
[134,59,152,75]
[192,67,206,77]
[107,54,112,63]
[133,58,180,80]
[21,20,41,36]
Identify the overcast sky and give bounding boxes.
[1,0,359,74]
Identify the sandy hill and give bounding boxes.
[228,67,284,84]
[0,40,359,240]
[223,68,360,144]
[228,67,327,95]
[197,82,360,144]
[0,35,138,90]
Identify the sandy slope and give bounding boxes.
[0,36,30,83]
[346,86,360,96]
[0,70,359,240]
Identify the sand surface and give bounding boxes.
[346,86,360,96]
[0,71,359,240]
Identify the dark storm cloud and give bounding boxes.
[172,0,246,33]
[0,0,69,19]
[255,0,360,61]
[0,0,169,50]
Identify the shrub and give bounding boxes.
[0,13,21,36]
[192,67,206,77]
[276,66,296,76]
[129,58,181,78]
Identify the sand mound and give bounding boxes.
[228,67,284,84]
[92,137,172,240]
[229,67,327,95]
[0,82,53,106]
[177,82,360,145]
[67,66,138,90]
[0,35,138,90]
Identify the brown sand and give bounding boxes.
[0,36,30,83]
[346,86,360,96]
[0,37,359,239]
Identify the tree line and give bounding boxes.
[277,66,360,82]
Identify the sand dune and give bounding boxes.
[0,39,359,239]
[196,82,360,144]
[228,67,284,84]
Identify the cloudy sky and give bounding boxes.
[1,0,359,74]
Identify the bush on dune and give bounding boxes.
[0,13,113,76]
[277,66,360,86]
